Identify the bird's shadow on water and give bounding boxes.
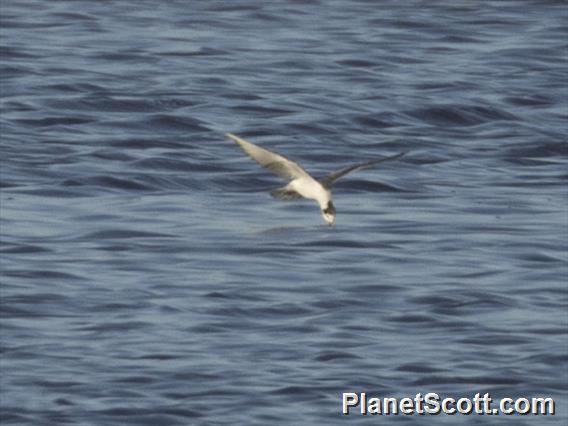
[252,223,336,236]
[255,225,307,235]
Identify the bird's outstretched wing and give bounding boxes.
[318,151,407,188]
[226,133,310,181]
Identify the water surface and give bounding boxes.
[1,1,567,424]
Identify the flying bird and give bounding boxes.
[226,133,405,225]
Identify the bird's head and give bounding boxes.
[321,202,336,226]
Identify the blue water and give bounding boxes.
[1,1,567,425]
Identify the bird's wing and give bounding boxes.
[318,151,407,188]
[227,133,310,181]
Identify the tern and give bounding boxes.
[226,133,405,225]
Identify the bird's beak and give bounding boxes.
[324,216,335,226]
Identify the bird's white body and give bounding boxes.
[226,132,405,225]
[286,176,331,210]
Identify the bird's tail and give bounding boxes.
[270,186,302,200]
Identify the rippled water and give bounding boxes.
[1,1,567,425]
